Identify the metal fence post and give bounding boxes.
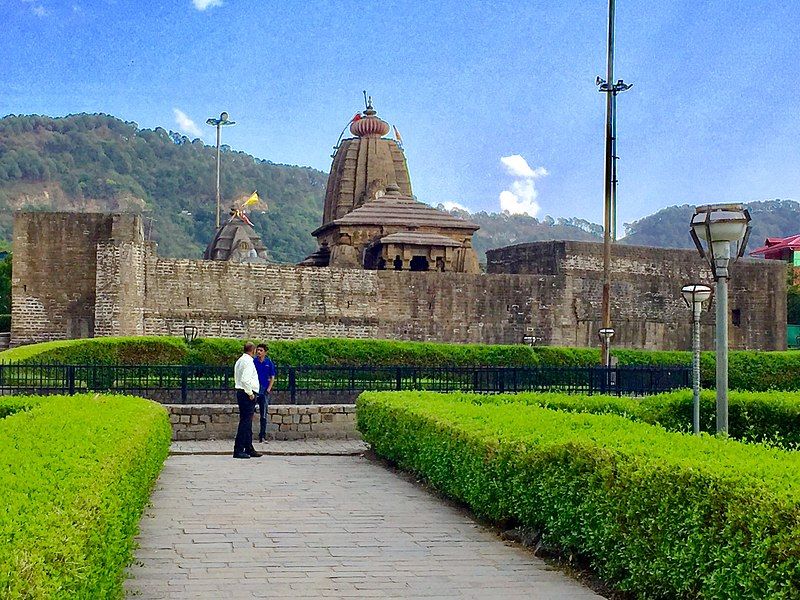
[289,367,296,404]
[396,367,402,391]
[180,365,188,403]
[67,365,75,395]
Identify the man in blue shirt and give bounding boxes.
[254,343,277,443]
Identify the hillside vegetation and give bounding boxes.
[621,199,800,253]
[0,113,325,262]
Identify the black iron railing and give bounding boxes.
[0,363,690,403]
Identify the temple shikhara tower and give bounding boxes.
[301,99,480,273]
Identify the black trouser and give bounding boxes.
[235,390,256,452]
[256,392,270,440]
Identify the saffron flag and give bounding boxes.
[242,191,260,208]
[393,125,403,148]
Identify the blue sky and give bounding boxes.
[4,0,800,229]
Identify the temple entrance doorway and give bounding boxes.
[410,256,429,271]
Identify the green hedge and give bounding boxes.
[3,336,800,391]
[357,391,800,599]
[0,396,40,419]
[468,390,800,448]
[0,394,171,598]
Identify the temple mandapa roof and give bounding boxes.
[313,185,479,237]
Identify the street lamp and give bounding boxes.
[681,284,713,435]
[206,111,236,229]
[690,204,751,434]
[598,327,615,367]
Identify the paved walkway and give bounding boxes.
[170,439,368,456]
[126,448,606,599]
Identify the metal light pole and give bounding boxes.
[681,284,713,435]
[596,0,632,365]
[690,204,751,435]
[206,111,236,229]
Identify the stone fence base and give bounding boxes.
[148,390,359,404]
[167,404,358,441]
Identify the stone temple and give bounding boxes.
[204,208,269,263]
[300,100,480,273]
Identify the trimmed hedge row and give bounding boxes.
[473,389,800,448]
[0,396,40,419]
[0,394,171,598]
[3,336,800,391]
[356,391,800,598]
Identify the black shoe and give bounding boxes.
[258,436,265,443]
[233,451,251,459]
[246,448,262,457]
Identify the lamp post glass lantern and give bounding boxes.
[206,111,236,229]
[690,204,751,435]
[681,284,712,435]
[598,327,615,367]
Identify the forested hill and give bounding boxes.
[620,199,800,253]
[0,113,326,261]
[0,113,796,262]
[436,207,602,258]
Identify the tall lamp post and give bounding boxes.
[206,111,236,229]
[690,204,751,435]
[596,0,632,365]
[681,284,712,435]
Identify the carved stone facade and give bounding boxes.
[300,102,480,273]
[11,212,786,351]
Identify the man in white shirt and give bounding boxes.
[233,341,261,459]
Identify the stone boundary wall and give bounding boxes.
[11,212,788,351]
[168,404,358,441]
[487,241,787,351]
[12,212,112,344]
[136,259,553,345]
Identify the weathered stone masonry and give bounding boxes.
[12,212,787,350]
[488,241,787,351]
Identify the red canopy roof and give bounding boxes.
[749,234,800,258]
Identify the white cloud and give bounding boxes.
[498,154,548,217]
[32,5,49,16]
[442,200,470,212]
[192,0,223,10]
[173,109,203,138]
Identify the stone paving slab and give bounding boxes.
[171,439,368,456]
[126,454,606,599]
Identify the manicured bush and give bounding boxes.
[473,390,800,448]
[0,336,187,365]
[357,391,800,599]
[3,336,800,391]
[0,394,171,598]
[0,396,40,419]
